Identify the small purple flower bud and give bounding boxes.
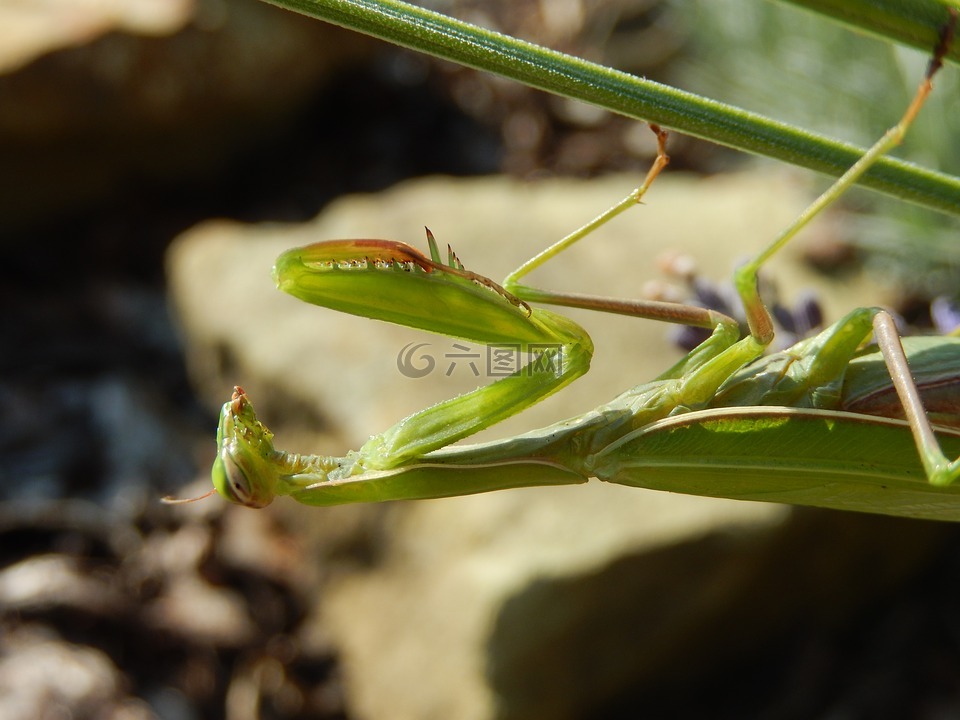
[931,296,960,334]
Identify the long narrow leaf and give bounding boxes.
[262,0,960,216]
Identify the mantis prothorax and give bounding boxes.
[206,16,960,521]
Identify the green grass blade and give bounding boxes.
[261,0,960,216]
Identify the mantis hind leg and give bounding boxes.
[873,312,960,487]
[731,10,955,354]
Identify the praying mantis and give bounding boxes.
[205,16,960,521]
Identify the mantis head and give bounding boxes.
[211,387,282,508]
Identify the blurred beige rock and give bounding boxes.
[322,485,787,720]
[0,0,193,73]
[167,170,883,446]
[0,0,371,229]
[172,171,814,432]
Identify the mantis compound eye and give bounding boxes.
[224,453,251,504]
[212,449,271,508]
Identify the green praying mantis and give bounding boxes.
[202,17,960,521]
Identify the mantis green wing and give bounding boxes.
[593,408,960,522]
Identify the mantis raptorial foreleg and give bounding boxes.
[199,10,960,518]
[272,125,741,472]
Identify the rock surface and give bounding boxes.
[0,0,193,74]
[0,0,371,230]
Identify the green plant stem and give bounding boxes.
[782,0,960,64]
[262,0,960,217]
